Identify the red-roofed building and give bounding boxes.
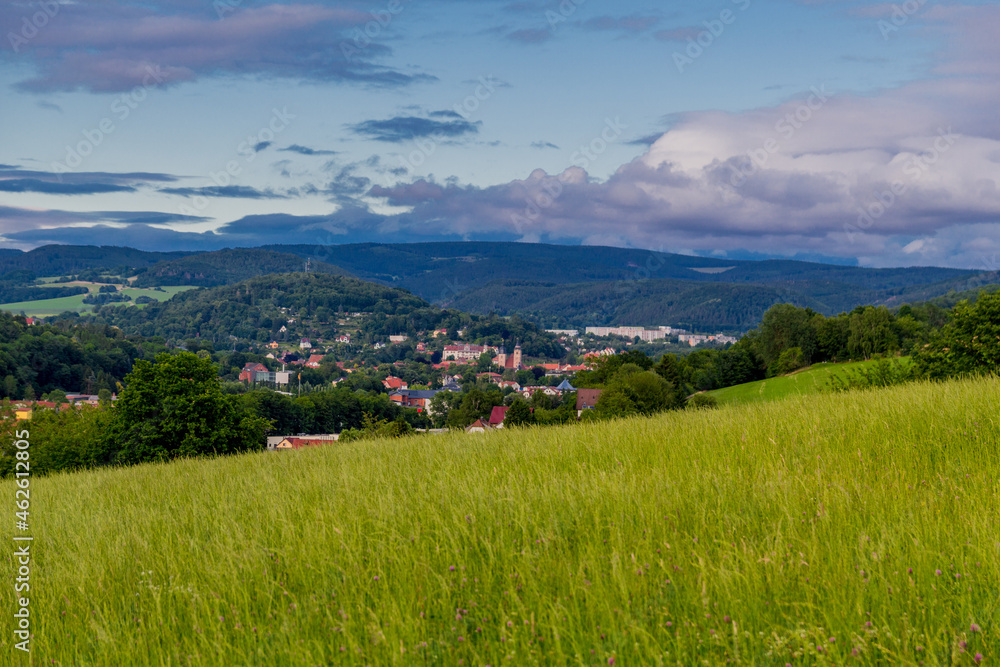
[275,437,333,450]
[383,376,408,390]
[465,418,492,433]
[575,388,603,416]
[488,406,508,428]
[239,362,268,382]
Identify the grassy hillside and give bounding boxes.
[706,358,913,406]
[3,377,997,664]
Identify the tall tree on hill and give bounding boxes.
[105,352,268,464]
[914,290,1000,378]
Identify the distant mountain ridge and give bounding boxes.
[0,242,989,331]
[131,248,351,287]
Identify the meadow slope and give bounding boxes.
[2,378,998,665]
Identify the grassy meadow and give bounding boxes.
[706,358,914,406]
[0,284,195,316]
[2,376,998,665]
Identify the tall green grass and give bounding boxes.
[707,358,914,406]
[2,377,998,664]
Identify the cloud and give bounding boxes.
[0,179,136,195]
[159,186,288,199]
[626,134,663,146]
[6,3,1000,270]
[279,144,338,156]
[349,116,481,142]
[253,141,272,153]
[0,205,207,238]
[0,166,177,186]
[4,2,435,93]
[429,110,466,119]
[530,141,559,150]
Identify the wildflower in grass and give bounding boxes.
[608,658,616,665]
[971,623,981,633]
[829,637,835,643]
[975,653,983,664]
[458,636,464,642]
[936,569,942,576]
[959,640,967,651]
[450,566,456,572]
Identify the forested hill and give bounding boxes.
[90,273,429,341]
[131,248,351,287]
[447,270,1000,330]
[0,312,164,399]
[260,242,974,300]
[0,245,189,275]
[446,279,826,330]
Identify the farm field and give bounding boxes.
[1,376,996,665]
[706,358,913,406]
[0,284,195,316]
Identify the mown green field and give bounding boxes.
[0,284,195,316]
[706,358,913,406]
[2,377,997,665]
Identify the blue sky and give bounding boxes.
[1,0,999,269]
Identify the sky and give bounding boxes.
[1,0,999,269]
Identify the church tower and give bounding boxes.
[512,344,522,370]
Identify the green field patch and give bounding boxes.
[0,285,196,316]
[706,358,913,406]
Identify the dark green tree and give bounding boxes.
[105,352,269,464]
[505,397,535,427]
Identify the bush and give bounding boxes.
[686,393,718,409]
[770,347,806,376]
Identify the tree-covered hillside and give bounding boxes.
[90,273,428,342]
[0,312,165,398]
[132,248,351,287]
[0,245,188,276]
